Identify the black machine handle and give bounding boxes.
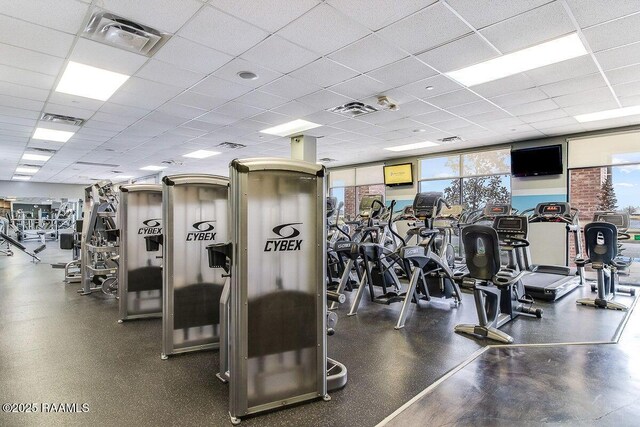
[207,242,233,275]
[144,234,163,252]
[327,291,346,304]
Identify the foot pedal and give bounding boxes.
[34,244,46,254]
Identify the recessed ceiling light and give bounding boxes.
[12,175,31,181]
[15,166,39,174]
[22,153,51,162]
[384,141,439,152]
[140,165,167,171]
[237,71,258,80]
[182,150,221,159]
[447,33,588,87]
[260,119,322,137]
[56,61,130,101]
[574,105,640,122]
[33,127,75,142]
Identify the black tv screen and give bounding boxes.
[511,145,563,177]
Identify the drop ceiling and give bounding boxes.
[0,0,639,183]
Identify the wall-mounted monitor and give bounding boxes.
[511,144,563,177]
[384,163,413,186]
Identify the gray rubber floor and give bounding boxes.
[0,244,636,426]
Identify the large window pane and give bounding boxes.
[419,179,461,205]
[462,148,511,176]
[420,155,460,179]
[461,174,511,210]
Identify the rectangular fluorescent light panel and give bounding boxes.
[33,127,75,142]
[56,61,130,101]
[574,105,640,122]
[22,153,51,162]
[182,150,221,159]
[140,165,167,171]
[12,175,31,181]
[15,167,39,174]
[260,119,321,137]
[384,141,439,152]
[447,33,588,87]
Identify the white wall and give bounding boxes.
[0,181,85,200]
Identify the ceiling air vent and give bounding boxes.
[76,161,120,168]
[329,101,378,118]
[41,113,85,127]
[82,12,171,56]
[319,158,337,163]
[438,136,464,143]
[162,160,184,166]
[217,142,246,149]
[31,147,58,154]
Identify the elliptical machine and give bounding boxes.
[454,217,542,344]
[576,222,635,311]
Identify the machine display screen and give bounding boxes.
[495,217,523,231]
[539,203,568,215]
[484,204,509,216]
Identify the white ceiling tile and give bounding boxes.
[613,81,640,98]
[563,100,619,116]
[0,14,74,57]
[0,81,49,102]
[377,2,471,54]
[328,35,407,73]
[329,75,388,100]
[83,119,129,132]
[179,6,268,55]
[431,118,478,132]
[397,100,438,117]
[99,103,150,120]
[0,43,64,76]
[466,109,513,123]
[518,108,569,123]
[491,88,549,107]
[0,0,88,33]
[70,38,148,75]
[260,75,322,99]
[595,41,640,70]
[246,111,292,125]
[583,12,640,52]
[241,35,319,74]
[472,73,536,98]
[606,64,640,86]
[539,73,608,97]
[210,0,319,32]
[398,74,464,100]
[196,111,243,126]
[212,58,283,88]
[0,64,55,90]
[290,58,359,89]
[136,60,205,89]
[355,109,405,125]
[619,94,640,107]
[44,103,97,120]
[412,110,458,125]
[0,115,36,127]
[327,0,435,31]
[417,34,499,73]
[154,36,233,74]
[505,98,559,115]
[97,0,203,33]
[270,101,318,117]
[447,100,500,117]
[565,0,640,28]
[426,90,483,109]
[538,124,586,136]
[278,4,370,55]
[446,0,550,29]
[366,57,438,88]
[552,87,616,108]
[297,90,352,110]
[107,90,168,110]
[213,101,265,120]
[525,56,599,86]
[145,111,188,127]
[234,90,288,110]
[191,76,253,100]
[529,117,580,129]
[47,92,104,112]
[332,119,373,132]
[301,110,344,125]
[480,2,574,53]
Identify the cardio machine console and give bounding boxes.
[413,192,443,220]
[593,211,629,230]
[492,215,528,240]
[359,195,384,218]
[483,204,511,218]
[535,202,570,218]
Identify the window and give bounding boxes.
[329,165,385,219]
[419,148,512,210]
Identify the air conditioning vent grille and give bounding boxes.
[438,136,463,143]
[329,101,378,117]
[82,12,170,56]
[319,158,337,162]
[41,113,85,126]
[31,147,57,154]
[76,161,120,167]
[217,142,246,149]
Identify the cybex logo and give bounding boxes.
[138,218,162,235]
[186,220,217,242]
[264,222,303,252]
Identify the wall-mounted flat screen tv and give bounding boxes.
[511,145,563,177]
[384,163,413,186]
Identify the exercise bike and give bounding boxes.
[454,219,542,344]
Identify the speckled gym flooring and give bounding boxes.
[1,243,637,426]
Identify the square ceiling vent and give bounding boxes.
[82,12,171,56]
[41,113,85,127]
[329,101,378,118]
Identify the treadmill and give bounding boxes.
[519,202,584,301]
